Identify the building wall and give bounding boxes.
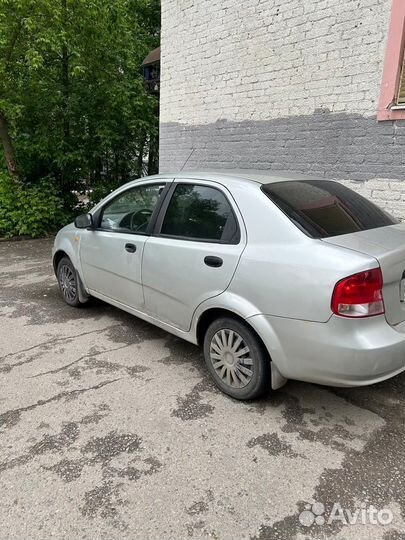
[160,0,405,218]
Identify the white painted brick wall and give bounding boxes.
[160,0,405,218]
[161,0,391,125]
[341,179,405,220]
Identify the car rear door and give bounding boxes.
[142,180,246,331]
[79,181,169,310]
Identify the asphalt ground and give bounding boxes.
[0,237,404,540]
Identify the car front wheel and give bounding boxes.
[57,257,87,308]
[203,317,271,400]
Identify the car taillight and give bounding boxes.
[331,268,385,318]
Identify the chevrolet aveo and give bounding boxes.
[53,170,405,400]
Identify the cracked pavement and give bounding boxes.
[0,238,404,540]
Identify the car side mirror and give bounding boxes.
[74,213,94,229]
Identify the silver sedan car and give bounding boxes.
[53,170,405,400]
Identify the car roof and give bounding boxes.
[150,169,327,187]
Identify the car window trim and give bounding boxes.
[152,181,241,245]
[92,182,171,236]
[156,233,238,245]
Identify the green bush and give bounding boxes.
[0,173,70,238]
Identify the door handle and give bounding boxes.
[204,256,223,268]
[125,243,137,253]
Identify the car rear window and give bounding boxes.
[261,180,399,238]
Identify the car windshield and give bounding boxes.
[261,180,399,238]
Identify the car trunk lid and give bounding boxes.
[323,223,405,326]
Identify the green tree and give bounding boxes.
[0,0,160,200]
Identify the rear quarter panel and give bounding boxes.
[227,182,378,323]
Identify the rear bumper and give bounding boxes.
[248,314,405,387]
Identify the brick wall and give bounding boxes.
[160,0,405,218]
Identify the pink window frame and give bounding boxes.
[378,0,405,121]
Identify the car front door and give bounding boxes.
[79,181,168,310]
[142,180,246,331]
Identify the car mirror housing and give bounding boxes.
[74,213,94,229]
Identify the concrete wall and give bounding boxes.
[160,0,405,219]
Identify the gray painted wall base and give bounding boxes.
[160,110,405,182]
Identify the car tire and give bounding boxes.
[57,256,87,308]
[203,317,271,400]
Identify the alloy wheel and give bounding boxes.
[59,264,77,303]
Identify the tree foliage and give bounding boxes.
[0,0,160,235]
[0,171,68,237]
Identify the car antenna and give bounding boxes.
[180,148,195,171]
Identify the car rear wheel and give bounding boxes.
[57,257,87,308]
[203,317,270,400]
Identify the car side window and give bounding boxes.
[160,184,240,243]
[100,183,165,233]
